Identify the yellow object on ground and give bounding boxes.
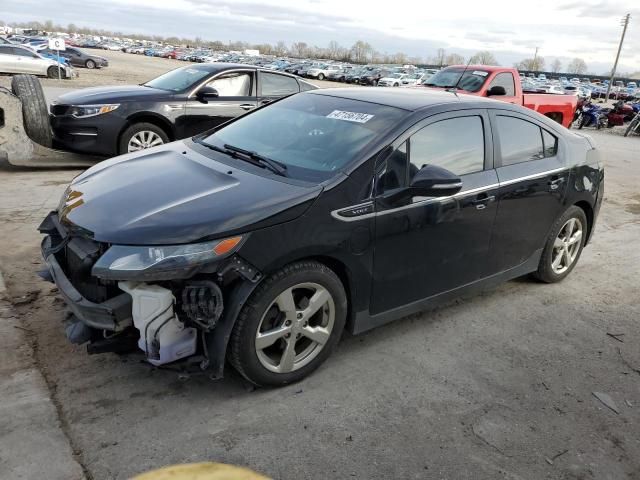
[131,462,271,480]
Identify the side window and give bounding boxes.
[489,72,515,96]
[298,80,316,92]
[261,72,299,96]
[409,116,485,178]
[377,142,408,194]
[0,47,15,56]
[496,115,544,166]
[206,72,251,97]
[542,129,558,157]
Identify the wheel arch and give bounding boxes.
[206,253,356,380]
[120,112,176,144]
[544,112,564,125]
[573,200,594,244]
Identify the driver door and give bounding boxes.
[371,110,499,315]
[183,70,257,137]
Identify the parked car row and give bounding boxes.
[0,43,75,78]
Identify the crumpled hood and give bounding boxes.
[54,85,169,105]
[59,141,322,245]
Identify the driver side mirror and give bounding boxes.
[196,86,219,103]
[409,164,462,197]
[487,85,506,96]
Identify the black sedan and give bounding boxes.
[50,63,317,156]
[40,88,603,387]
[40,46,108,69]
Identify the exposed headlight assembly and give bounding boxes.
[69,104,120,118]
[92,236,244,280]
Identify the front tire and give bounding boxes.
[229,261,347,387]
[85,59,96,69]
[317,73,325,80]
[534,206,587,283]
[119,122,169,154]
[47,66,59,78]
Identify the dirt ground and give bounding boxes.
[1,51,639,479]
[0,124,639,480]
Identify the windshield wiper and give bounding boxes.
[223,144,288,176]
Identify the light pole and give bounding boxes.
[605,13,631,100]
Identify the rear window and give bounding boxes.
[496,115,559,165]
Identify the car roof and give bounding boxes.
[308,87,495,111]
[181,62,299,78]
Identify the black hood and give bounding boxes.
[59,141,322,245]
[54,85,170,105]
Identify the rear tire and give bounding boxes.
[229,261,347,387]
[533,206,587,283]
[625,116,640,137]
[118,122,169,154]
[317,73,325,80]
[11,74,52,147]
[85,59,96,69]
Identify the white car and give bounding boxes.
[305,64,342,80]
[401,69,438,86]
[102,44,122,51]
[377,73,409,87]
[0,44,75,78]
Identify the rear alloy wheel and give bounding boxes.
[119,123,169,154]
[534,206,587,283]
[229,261,347,386]
[317,73,325,80]
[85,59,96,69]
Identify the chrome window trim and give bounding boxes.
[330,166,568,222]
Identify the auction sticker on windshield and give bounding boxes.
[327,110,374,123]
[472,71,489,77]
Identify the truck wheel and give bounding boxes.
[11,74,53,147]
[229,261,347,387]
[119,123,169,154]
[533,206,587,283]
[85,59,96,69]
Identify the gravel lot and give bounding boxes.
[1,51,639,480]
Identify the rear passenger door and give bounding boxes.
[488,110,569,273]
[258,71,300,106]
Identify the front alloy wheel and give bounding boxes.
[229,261,347,386]
[128,130,164,152]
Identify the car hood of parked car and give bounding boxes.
[58,141,323,245]
[55,85,171,105]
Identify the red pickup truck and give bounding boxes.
[420,65,578,128]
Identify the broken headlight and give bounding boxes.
[92,236,244,280]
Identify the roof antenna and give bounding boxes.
[447,57,473,96]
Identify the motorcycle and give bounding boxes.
[578,102,607,129]
[624,111,640,137]
[607,100,634,127]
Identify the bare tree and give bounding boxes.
[445,53,465,65]
[550,59,562,73]
[469,51,498,65]
[274,41,288,56]
[327,40,342,60]
[517,57,545,71]
[435,48,446,67]
[350,40,373,64]
[290,41,308,58]
[567,58,587,74]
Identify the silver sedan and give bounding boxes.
[0,44,75,78]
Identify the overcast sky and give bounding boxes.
[3,0,639,74]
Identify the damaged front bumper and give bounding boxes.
[38,211,262,375]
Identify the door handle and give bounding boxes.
[471,194,495,210]
[239,104,255,111]
[260,99,272,105]
[548,177,565,191]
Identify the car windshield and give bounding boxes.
[143,66,212,92]
[424,68,489,92]
[199,93,405,182]
[388,73,403,79]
